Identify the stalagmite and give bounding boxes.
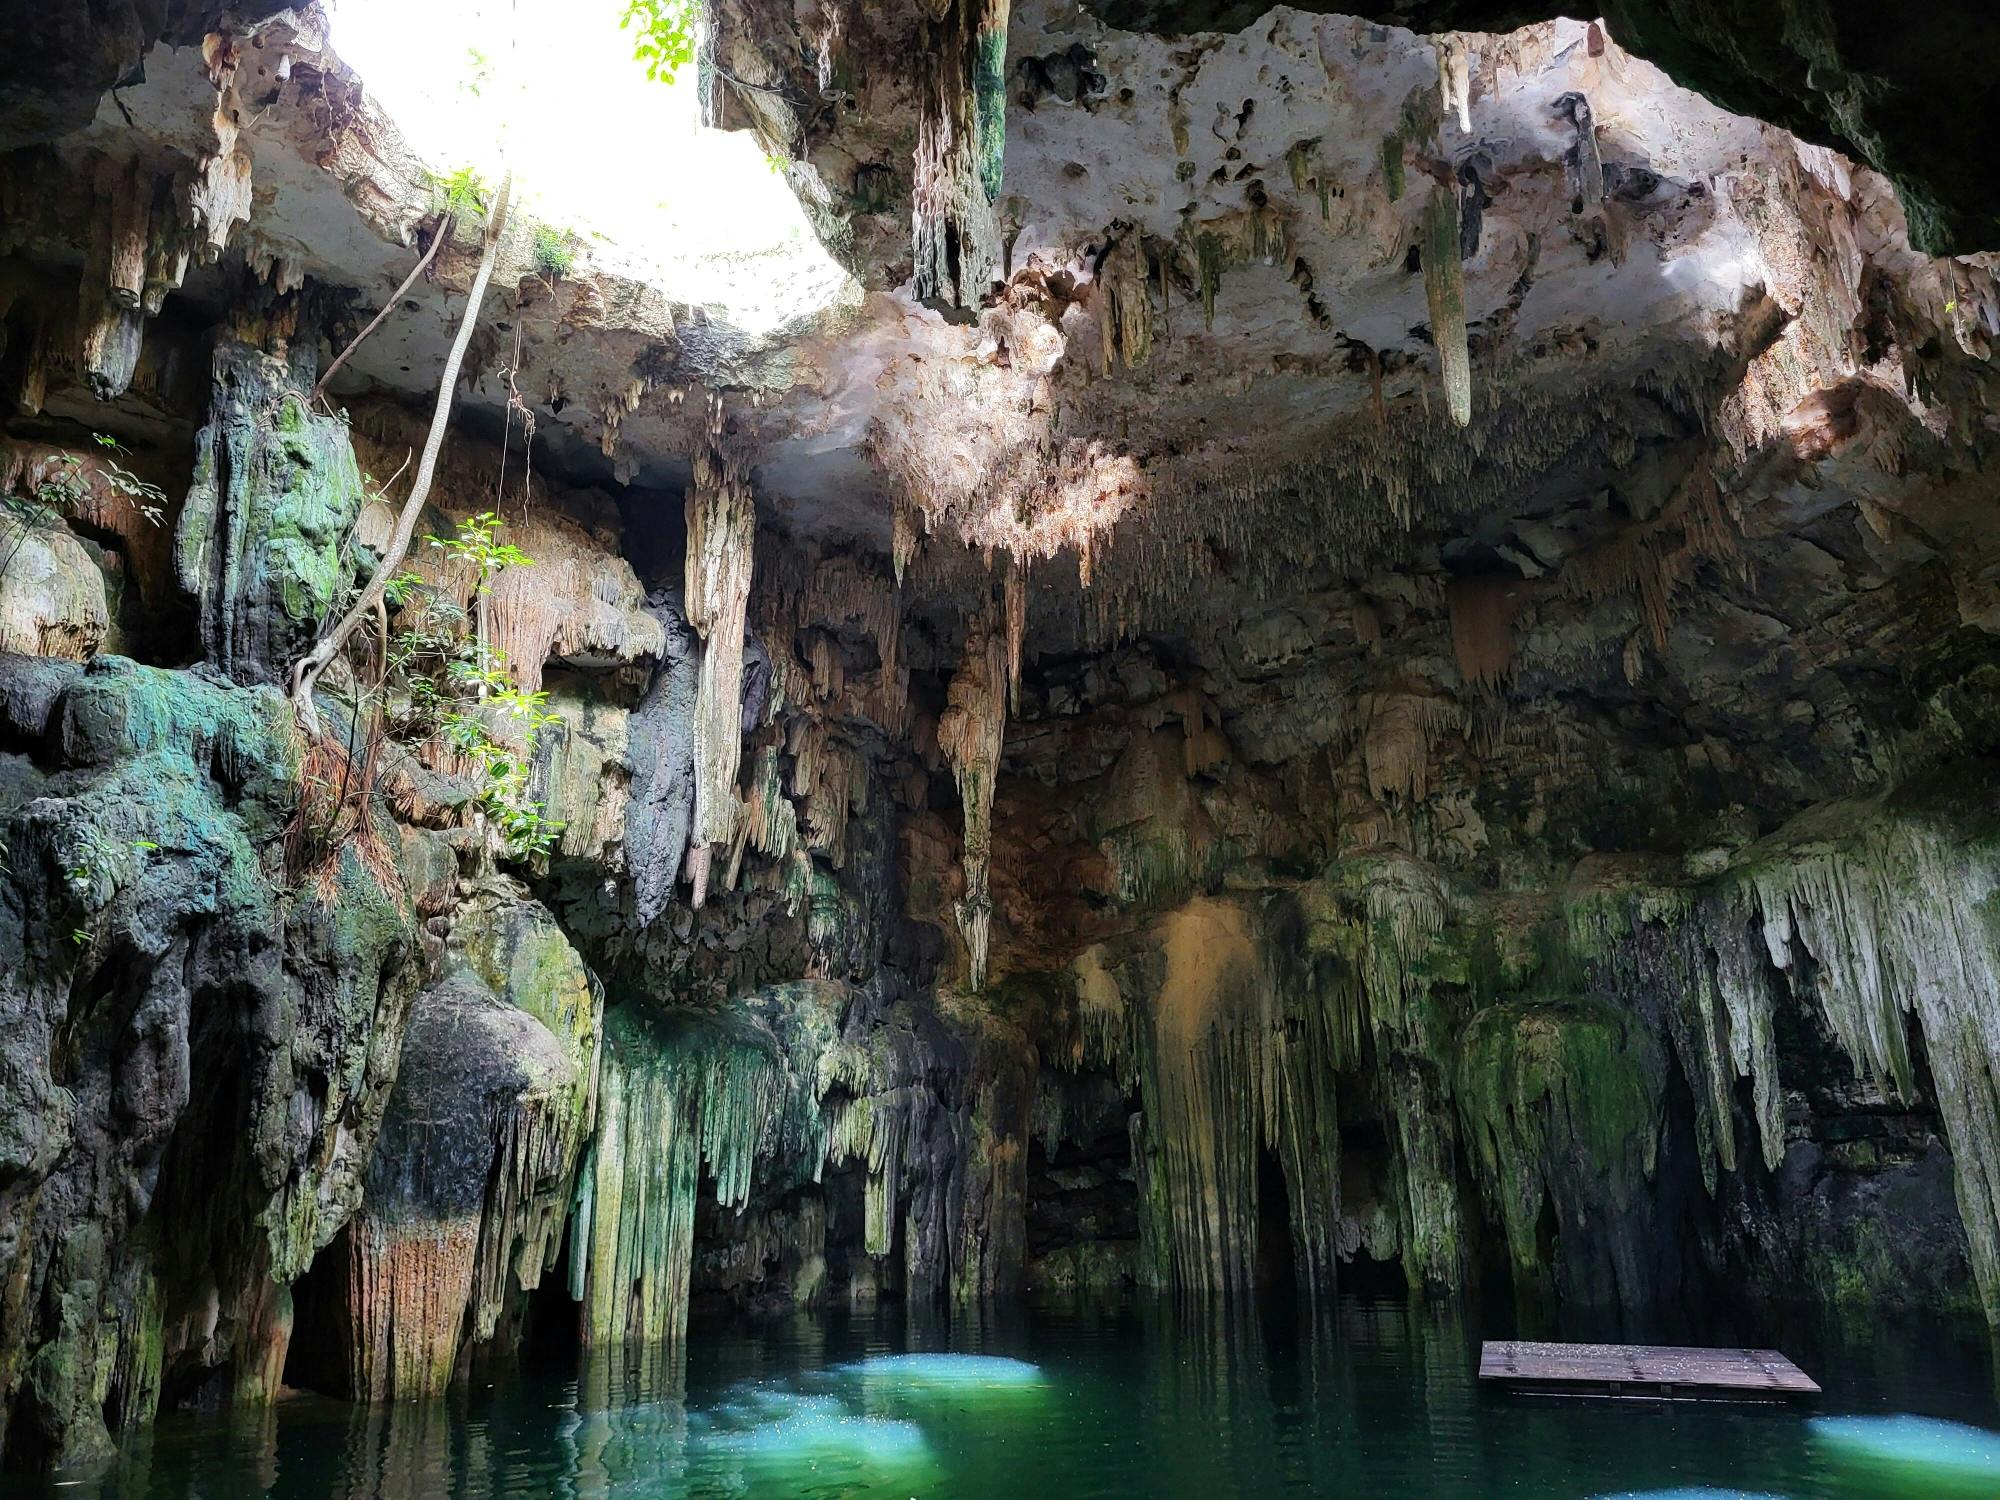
[683,415,757,907]
[912,0,1012,310]
[939,613,1009,989]
[1422,184,1472,427]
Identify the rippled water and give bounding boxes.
[31,1294,2000,1498]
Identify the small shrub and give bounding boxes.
[532,224,579,280]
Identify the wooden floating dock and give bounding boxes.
[1478,1340,1821,1402]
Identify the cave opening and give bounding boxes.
[1024,1103,1142,1293]
[322,0,853,337]
[1253,1144,1297,1294]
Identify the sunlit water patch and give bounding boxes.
[833,1353,1047,1392]
[1809,1413,2000,1498]
[687,1388,934,1495]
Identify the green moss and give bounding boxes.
[176,341,368,683]
[1456,996,1665,1280]
[1381,135,1405,201]
[973,10,1009,205]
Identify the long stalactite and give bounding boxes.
[939,610,1010,990]
[683,405,758,908]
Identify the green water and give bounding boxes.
[30,1294,2000,1498]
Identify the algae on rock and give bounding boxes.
[176,340,368,687]
[0,657,420,1463]
[1456,996,1667,1309]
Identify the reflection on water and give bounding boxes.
[30,1293,2000,1499]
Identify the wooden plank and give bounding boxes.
[1478,1340,1820,1400]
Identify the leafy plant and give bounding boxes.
[461,46,495,98]
[91,434,168,528]
[430,165,491,222]
[2,436,166,600]
[532,224,579,280]
[441,660,568,860]
[382,517,564,861]
[426,511,534,593]
[619,0,698,83]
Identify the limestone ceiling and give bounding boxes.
[1,1,1995,660]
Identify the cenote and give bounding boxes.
[4,0,2000,1494]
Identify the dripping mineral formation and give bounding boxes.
[1,0,1999,1477]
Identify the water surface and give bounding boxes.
[37,1294,2000,1498]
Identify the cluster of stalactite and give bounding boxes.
[572,999,833,1351]
[0,35,256,405]
[1707,794,2000,1316]
[1560,774,2000,1319]
[889,350,1724,657]
[1455,997,1667,1307]
[683,409,759,907]
[911,0,1011,310]
[1044,860,1470,1301]
[569,981,1012,1351]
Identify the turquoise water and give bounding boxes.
[31,1294,2000,1498]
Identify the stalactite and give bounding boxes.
[1554,92,1605,211]
[79,159,150,400]
[1167,688,1229,777]
[938,613,1009,989]
[628,593,698,928]
[343,1219,479,1402]
[1287,140,1332,222]
[1558,466,1735,651]
[1422,184,1472,428]
[1095,232,1153,372]
[1354,686,1461,803]
[912,0,1011,311]
[1435,35,1471,135]
[1090,729,1224,907]
[1381,134,1406,202]
[1003,558,1027,712]
[683,409,757,907]
[892,493,922,585]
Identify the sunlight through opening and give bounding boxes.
[323,0,853,335]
